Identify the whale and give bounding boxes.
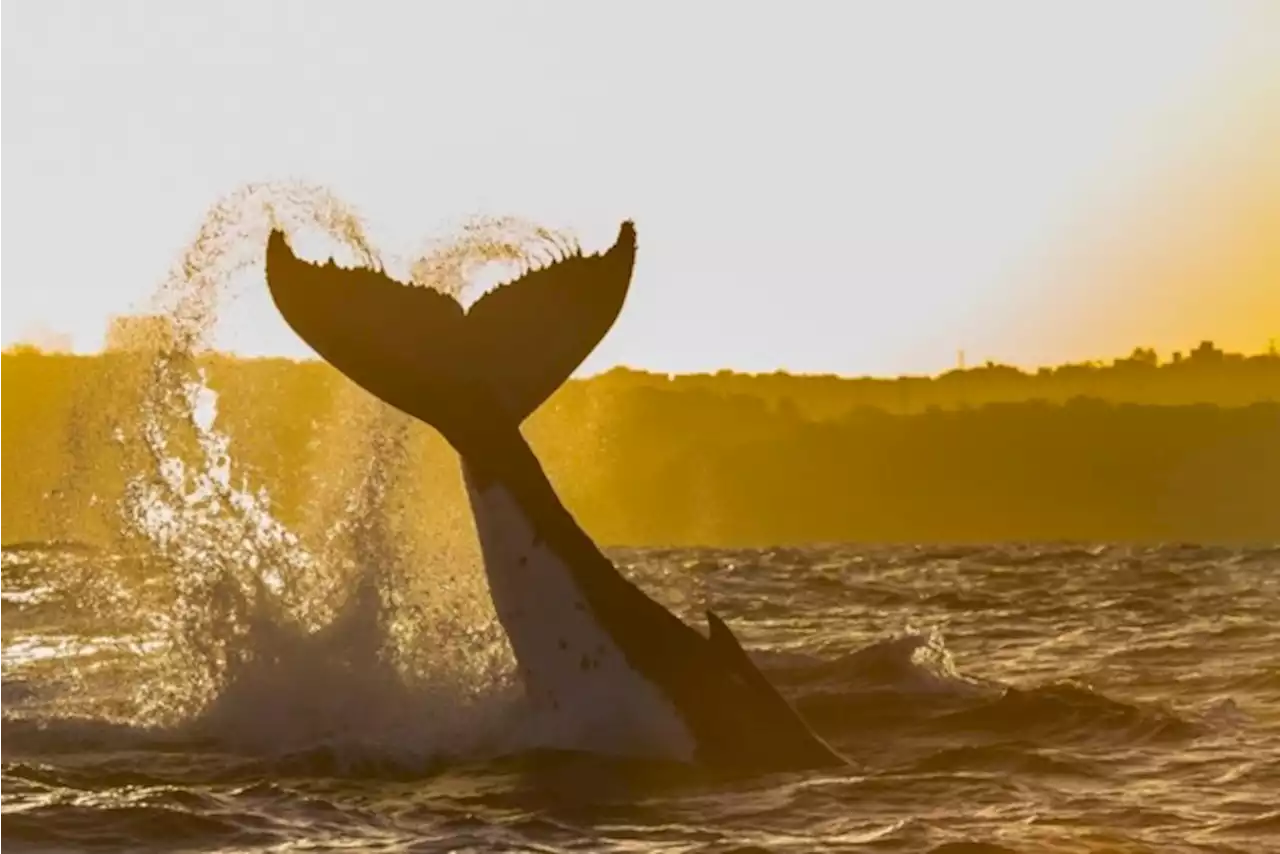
[263,221,846,772]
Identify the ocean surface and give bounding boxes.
[4,540,1277,853]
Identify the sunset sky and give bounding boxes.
[4,1,1278,376]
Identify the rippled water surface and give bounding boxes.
[4,541,1277,853]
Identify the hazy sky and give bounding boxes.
[4,1,1278,375]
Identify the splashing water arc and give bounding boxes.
[62,181,584,756]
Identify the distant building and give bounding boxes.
[1190,340,1224,363]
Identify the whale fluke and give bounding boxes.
[264,222,635,449]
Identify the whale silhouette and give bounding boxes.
[263,221,845,773]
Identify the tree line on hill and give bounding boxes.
[3,342,1277,546]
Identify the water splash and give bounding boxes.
[36,181,580,759]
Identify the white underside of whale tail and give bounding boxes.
[462,466,696,762]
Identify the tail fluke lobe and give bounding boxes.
[264,230,473,437]
[465,221,636,420]
[263,222,637,449]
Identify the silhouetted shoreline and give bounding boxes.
[4,344,1277,547]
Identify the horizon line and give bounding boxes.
[5,337,1277,384]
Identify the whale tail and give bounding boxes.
[266,219,848,773]
[263,221,637,453]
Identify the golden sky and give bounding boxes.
[4,1,1278,375]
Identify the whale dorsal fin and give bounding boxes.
[704,610,847,769]
[706,610,811,714]
[706,609,800,704]
[706,610,757,672]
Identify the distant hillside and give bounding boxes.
[583,341,1279,418]
[3,344,1277,546]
